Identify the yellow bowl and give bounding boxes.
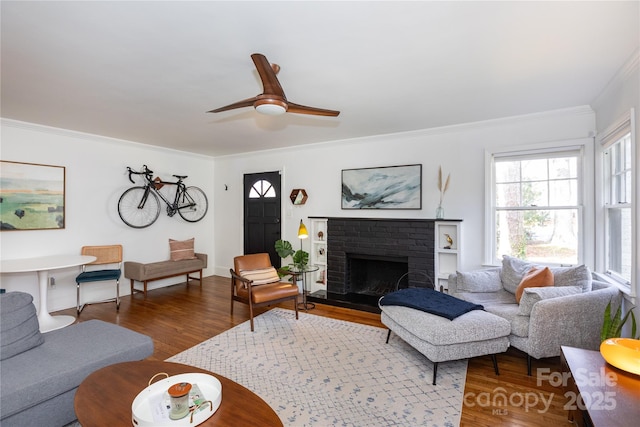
[600,338,640,376]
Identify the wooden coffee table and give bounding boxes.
[75,361,283,426]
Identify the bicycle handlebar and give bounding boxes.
[126,165,153,184]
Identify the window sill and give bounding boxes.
[593,272,636,305]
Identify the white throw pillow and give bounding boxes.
[240,267,280,285]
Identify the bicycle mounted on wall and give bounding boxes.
[118,165,208,228]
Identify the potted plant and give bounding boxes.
[601,299,637,341]
[275,239,309,273]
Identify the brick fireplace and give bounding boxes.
[308,217,436,311]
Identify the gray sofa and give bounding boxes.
[0,291,154,427]
[448,256,621,374]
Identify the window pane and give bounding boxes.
[249,179,276,198]
[607,207,632,282]
[496,208,578,264]
[549,179,577,206]
[496,183,521,207]
[521,158,548,181]
[495,161,520,183]
[525,181,548,206]
[549,157,577,179]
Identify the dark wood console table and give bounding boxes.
[561,345,640,427]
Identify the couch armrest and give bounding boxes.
[526,285,621,359]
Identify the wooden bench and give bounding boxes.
[124,253,207,296]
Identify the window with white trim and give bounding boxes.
[601,116,633,287]
[488,148,583,266]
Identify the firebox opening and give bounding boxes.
[347,253,408,297]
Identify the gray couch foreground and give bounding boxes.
[0,292,154,427]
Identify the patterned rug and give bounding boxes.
[167,308,467,426]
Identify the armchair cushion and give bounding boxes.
[518,285,582,316]
[515,266,554,303]
[239,267,280,286]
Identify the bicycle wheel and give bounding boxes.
[118,187,161,228]
[177,186,208,222]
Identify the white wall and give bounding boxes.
[0,106,598,313]
[0,120,215,311]
[591,49,639,324]
[213,106,596,276]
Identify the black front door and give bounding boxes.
[243,171,282,267]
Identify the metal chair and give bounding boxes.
[76,245,122,315]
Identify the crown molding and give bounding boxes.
[0,118,215,160]
[593,48,639,105]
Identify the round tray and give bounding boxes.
[132,372,222,426]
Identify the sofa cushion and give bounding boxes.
[456,268,502,293]
[0,319,153,420]
[550,265,592,292]
[483,304,527,337]
[518,286,583,316]
[515,266,554,303]
[169,238,197,261]
[0,292,44,361]
[455,289,516,305]
[240,267,280,285]
[500,255,532,294]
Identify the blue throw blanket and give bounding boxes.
[379,288,484,320]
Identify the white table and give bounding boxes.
[1,254,96,332]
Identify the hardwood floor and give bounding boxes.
[57,276,570,427]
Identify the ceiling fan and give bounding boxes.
[208,53,340,117]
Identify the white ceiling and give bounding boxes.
[1,1,638,157]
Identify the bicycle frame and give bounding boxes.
[143,178,194,215]
[128,166,195,214]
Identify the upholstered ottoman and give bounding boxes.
[380,303,511,384]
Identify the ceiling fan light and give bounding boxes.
[255,103,287,116]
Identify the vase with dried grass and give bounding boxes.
[437,166,450,219]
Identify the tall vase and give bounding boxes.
[435,205,444,219]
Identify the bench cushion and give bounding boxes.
[124,253,207,281]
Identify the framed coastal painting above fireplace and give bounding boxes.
[341,164,422,209]
[0,160,66,231]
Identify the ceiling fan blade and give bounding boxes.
[251,53,285,97]
[286,102,340,117]
[207,96,257,113]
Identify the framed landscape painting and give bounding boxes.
[0,161,66,231]
[342,164,422,209]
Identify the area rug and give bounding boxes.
[167,308,467,426]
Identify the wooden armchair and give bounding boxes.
[230,253,299,331]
